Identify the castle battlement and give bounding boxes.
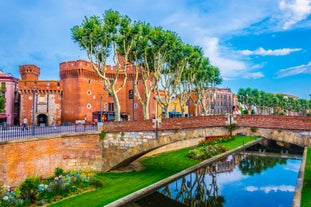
[19,64,40,80]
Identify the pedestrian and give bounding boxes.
[233,106,241,115]
[22,117,28,131]
[52,118,56,129]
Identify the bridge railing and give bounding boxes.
[0,124,98,142]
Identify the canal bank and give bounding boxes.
[292,147,307,207]
[105,138,263,207]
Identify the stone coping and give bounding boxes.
[104,138,262,207]
[292,146,307,207]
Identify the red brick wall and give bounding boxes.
[0,134,101,187]
[102,115,311,132]
[18,80,63,125]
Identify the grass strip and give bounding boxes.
[301,148,311,207]
[49,136,257,207]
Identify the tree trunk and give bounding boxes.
[113,94,121,121]
[143,98,150,120]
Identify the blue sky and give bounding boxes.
[0,0,311,99]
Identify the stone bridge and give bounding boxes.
[1,115,311,186]
[101,115,311,170]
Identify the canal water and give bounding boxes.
[124,141,303,207]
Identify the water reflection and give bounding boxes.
[124,142,302,207]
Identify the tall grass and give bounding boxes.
[301,148,311,207]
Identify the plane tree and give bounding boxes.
[71,10,139,121]
[190,57,210,116]
[176,46,204,117]
[201,65,222,115]
[0,95,4,113]
[127,24,179,120]
[152,30,185,118]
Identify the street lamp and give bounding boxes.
[32,87,37,135]
[225,113,236,137]
[99,95,103,125]
[213,92,216,115]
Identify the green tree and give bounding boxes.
[0,94,4,113]
[71,10,139,121]
[176,46,204,117]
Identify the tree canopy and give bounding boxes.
[237,88,311,115]
[72,10,222,120]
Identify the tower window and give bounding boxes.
[129,90,133,99]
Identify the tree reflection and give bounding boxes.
[159,164,225,207]
[238,155,287,175]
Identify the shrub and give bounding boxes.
[199,135,234,146]
[1,168,103,206]
[224,123,239,133]
[19,177,40,202]
[250,127,258,133]
[90,178,104,188]
[99,130,107,140]
[55,167,64,177]
[187,145,228,161]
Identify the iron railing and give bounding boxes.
[0,124,98,142]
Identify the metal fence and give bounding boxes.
[0,124,98,142]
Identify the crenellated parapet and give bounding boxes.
[59,60,135,81]
[19,64,40,80]
[59,60,120,81]
[18,80,62,94]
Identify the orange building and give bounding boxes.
[18,60,155,126]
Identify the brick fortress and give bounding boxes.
[18,60,154,126]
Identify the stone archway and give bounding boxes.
[37,114,48,126]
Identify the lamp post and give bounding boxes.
[32,88,37,135]
[100,95,102,123]
[213,92,216,115]
[132,74,135,121]
[225,113,236,137]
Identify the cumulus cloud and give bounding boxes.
[199,37,263,80]
[278,0,311,29]
[245,185,295,193]
[240,47,302,56]
[277,61,311,78]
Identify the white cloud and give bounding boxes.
[245,185,295,193]
[242,72,265,79]
[278,0,311,29]
[240,47,302,56]
[196,37,265,80]
[277,61,311,78]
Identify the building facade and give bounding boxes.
[18,60,155,126]
[0,70,19,125]
[18,65,63,126]
[188,87,236,116]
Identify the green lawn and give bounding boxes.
[49,136,257,207]
[301,148,311,207]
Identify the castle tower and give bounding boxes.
[19,65,40,80]
[18,64,62,126]
[59,60,109,123]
